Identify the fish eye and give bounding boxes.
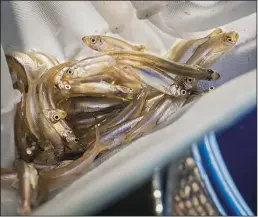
[75,138,79,143]
[65,84,71,90]
[226,37,233,42]
[186,78,192,83]
[91,38,97,44]
[26,148,33,155]
[181,89,187,95]
[67,69,73,75]
[209,86,215,91]
[54,115,60,120]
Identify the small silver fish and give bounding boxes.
[82,35,146,52]
[124,95,175,142]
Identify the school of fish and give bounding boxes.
[1,28,239,215]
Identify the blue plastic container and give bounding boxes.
[197,107,257,215]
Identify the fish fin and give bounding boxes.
[112,134,126,149]
[164,39,189,61]
[28,165,38,190]
[18,205,31,216]
[33,63,49,79]
[188,38,211,58]
[208,28,223,38]
[95,126,107,153]
[34,178,49,207]
[136,44,147,52]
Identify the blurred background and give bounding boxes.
[97,107,257,216]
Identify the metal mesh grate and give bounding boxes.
[172,156,221,216]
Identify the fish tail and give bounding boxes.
[211,71,220,80]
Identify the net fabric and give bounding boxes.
[0,1,256,215]
[1,45,20,169]
[132,1,256,39]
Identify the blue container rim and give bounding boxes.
[199,132,254,216]
[192,144,227,215]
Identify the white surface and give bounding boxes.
[1,1,256,215]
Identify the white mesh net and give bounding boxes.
[1,1,256,215]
